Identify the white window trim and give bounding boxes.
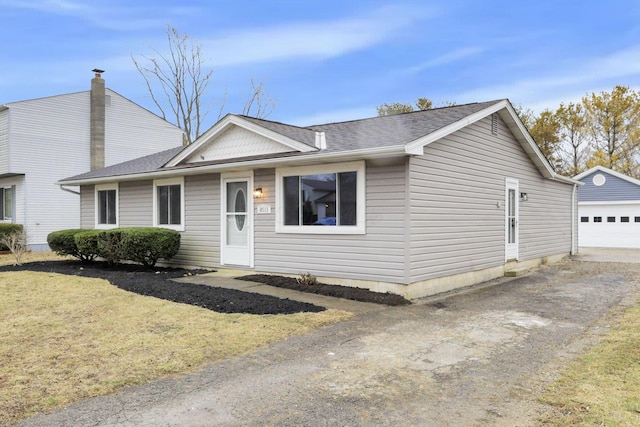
[153,177,185,231]
[275,160,366,235]
[94,183,119,229]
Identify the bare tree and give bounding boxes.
[242,78,277,118]
[132,26,217,145]
[133,26,277,145]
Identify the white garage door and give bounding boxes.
[579,203,640,248]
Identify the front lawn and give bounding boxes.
[0,254,352,425]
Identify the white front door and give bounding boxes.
[222,177,253,266]
[505,178,519,260]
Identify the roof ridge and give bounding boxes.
[304,99,505,128]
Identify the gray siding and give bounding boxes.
[254,160,408,283]
[578,170,640,202]
[172,174,220,267]
[80,185,94,229]
[119,180,153,227]
[409,115,573,282]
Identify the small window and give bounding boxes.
[0,187,13,221]
[580,216,589,223]
[621,216,630,223]
[635,217,640,223]
[594,217,602,223]
[95,184,118,228]
[607,216,616,223]
[153,177,184,230]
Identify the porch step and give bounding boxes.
[504,267,530,277]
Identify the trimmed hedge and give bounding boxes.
[74,230,101,262]
[119,227,180,267]
[47,229,96,262]
[47,227,181,267]
[0,223,24,251]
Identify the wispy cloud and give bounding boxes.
[0,0,193,31]
[404,46,486,74]
[200,4,435,67]
[454,45,640,110]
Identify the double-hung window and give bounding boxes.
[276,161,365,234]
[95,184,118,228]
[0,187,13,222]
[153,177,184,230]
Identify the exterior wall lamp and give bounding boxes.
[253,187,264,198]
[520,192,528,202]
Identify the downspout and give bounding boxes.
[571,183,577,255]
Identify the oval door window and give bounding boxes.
[234,189,246,230]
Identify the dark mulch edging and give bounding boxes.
[0,261,325,315]
[237,274,411,306]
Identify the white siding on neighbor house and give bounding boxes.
[118,180,153,227]
[104,90,183,166]
[184,126,292,163]
[172,174,220,267]
[253,160,408,284]
[409,115,573,283]
[8,93,90,246]
[0,110,9,174]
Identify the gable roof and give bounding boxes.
[59,99,580,186]
[574,165,640,187]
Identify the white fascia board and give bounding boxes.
[574,165,640,187]
[550,173,584,186]
[58,145,406,186]
[165,115,316,167]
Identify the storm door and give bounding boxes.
[505,178,519,260]
[222,177,253,266]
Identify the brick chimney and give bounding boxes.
[90,69,105,171]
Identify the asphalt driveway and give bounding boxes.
[15,252,640,426]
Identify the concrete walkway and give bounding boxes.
[174,269,383,315]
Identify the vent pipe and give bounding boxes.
[90,69,106,171]
[315,131,326,150]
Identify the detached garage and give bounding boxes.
[575,166,640,248]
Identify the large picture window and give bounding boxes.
[153,177,184,230]
[95,184,118,228]
[276,161,365,234]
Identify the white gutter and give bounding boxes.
[58,145,407,186]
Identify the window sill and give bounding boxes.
[275,225,365,235]
[154,224,185,232]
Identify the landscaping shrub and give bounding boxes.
[0,223,23,251]
[50,227,180,268]
[47,229,96,262]
[74,230,101,262]
[96,229,126,265]
[120,227,181,267]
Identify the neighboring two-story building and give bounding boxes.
[0,72,184,249]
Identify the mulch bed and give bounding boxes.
[237,274,411,306]
[0,261,324,315]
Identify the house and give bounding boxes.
[574,165,640,248]
[0,72,184,250]
[59,99,580,299]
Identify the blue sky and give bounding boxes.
[1,0,639,129]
